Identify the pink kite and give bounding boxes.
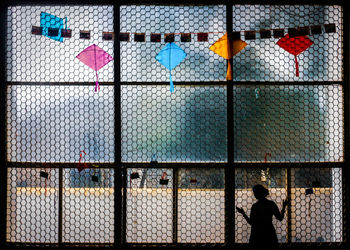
[76,44,113,92]
[277,34,313,77]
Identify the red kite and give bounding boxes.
[277,34,313,77]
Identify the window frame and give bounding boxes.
[0,0,348,248]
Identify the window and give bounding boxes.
[2,2,347,248]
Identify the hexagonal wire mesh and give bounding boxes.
[4,2,346,247]
[126,168,173,243]
[234,85,344,162]
[121,86,227,162]
[6,168,59,243]
[63,168,115,243]
[291,168,342,242]
[231,5,343,81]
[6,5,115,245]
[6,86,115,162]
[6,6,114,82]
[120,5,227,83]
[178,168,225,243]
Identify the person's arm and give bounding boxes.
[274,199,289,221]
[236,206,252,225]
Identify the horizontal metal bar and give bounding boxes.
[6,81,344,87]
[120,81,227,86]
[121,162,227,168]
[3,0,346,6]
[6,82,114,86]
[121,81,344,86]
[233,161,345,168]
[7,162,114,168]
[6,242,114,247]
[7,161,345,169]
[123,242,226,247]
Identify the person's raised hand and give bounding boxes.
[282,199,290,208]
[236,206,245,214]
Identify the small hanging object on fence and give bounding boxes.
[77,150,88,172]
[39,168,49,195]
[159,171,169,185]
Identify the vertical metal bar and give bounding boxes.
[172,167,178,243]
[342,2,349,246]
[0,3,8,246]
[225,2,234,247]
[122,167,127,244]
[286,168,292,244]
[58,167,63,245]
[114,3,122,247]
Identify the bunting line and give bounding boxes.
[32,23,336,42]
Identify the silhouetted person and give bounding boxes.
[236,184,289,249]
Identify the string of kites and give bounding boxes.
[32,11,337,93]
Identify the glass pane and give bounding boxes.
[7,6,114,82]
[63,168,114,243]
[235,168,287,243]
[291,168,342,242]
[232,5,343,81]
[178,168,225,243]
[120,5,226,82]
[234,85,344,162]
[6,168,59,243]
[126,168,173,243]
[6,86,114,162]
[121,86,227,162]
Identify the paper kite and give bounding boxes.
[210,33,247,80]
[155,42,187,92]
[277,34,313,77]
[40,12,67,42]
[76,44,114,92]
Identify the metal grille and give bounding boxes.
[121,86,227,162]
[126,168,173,243]
[3,2,347,248]
[6,6,114,82]
[120,5,226,82]
[234,85,344,162]
[6,86,115,162]
[7,168,59,243]
[291,168,342,242]
[63,168,114,243]
[232,5,343,81]
[178,168,225,243]
[5,5,115,245]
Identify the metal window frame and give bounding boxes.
[0,0,348,249]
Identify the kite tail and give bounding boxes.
[95,71,100,92]
[169,71,174,93]
[295,55,299,77]
[226,60,232,80]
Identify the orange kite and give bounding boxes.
[210,33,247,80]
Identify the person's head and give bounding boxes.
[253,184,269,200]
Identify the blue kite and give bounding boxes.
[155,42,186,92]
[40,12,67,42]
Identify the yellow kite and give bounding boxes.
[209,33,247,80]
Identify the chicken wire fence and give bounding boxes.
[4,3,346,247]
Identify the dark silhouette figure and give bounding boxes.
[236,184,289,249]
